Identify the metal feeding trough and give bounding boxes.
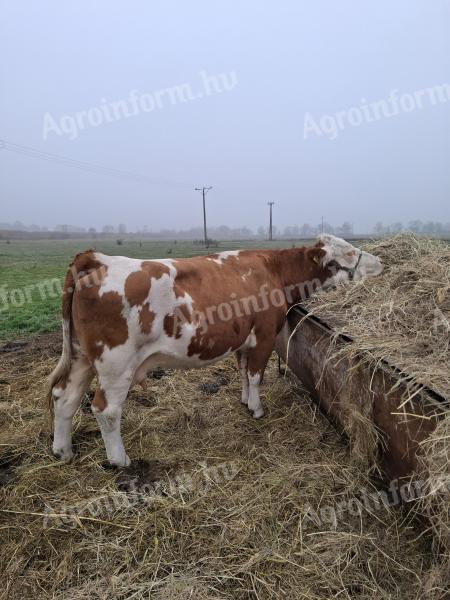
[276,306,448,482]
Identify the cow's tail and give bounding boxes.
[46,265,76,422]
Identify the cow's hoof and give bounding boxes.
[104,454,131,469]
[252,408,265,419]
[102,460,120,471]
[52,448,73,463]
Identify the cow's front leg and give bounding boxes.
[246,337,275,419]
[236,350,249,405]
[92,381,131,468]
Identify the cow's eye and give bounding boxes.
[327,260,340,270]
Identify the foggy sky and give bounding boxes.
[1,1,449,233]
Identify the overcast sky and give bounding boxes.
[1,1,449,232]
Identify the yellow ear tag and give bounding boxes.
[313,256,320,264]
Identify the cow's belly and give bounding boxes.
[132,328,256,384]
[133,349,231,383]
[151,349,233,370]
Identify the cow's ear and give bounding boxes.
[307,247,325,265]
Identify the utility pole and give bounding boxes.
[321,215,324,234]
[195,186,212,247]
[268,202,275,241]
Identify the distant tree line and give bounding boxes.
[372,220,450,235]
[1,220,449,239]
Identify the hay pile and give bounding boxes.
[0,333,447,599]
[304,234,450,400]
[303,234,450,574]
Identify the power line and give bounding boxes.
[0,139,192,188]
[195,186,212,247]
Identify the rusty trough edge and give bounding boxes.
[275,306,449,483]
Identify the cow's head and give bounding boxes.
[316,234,383,285]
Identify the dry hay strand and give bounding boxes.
[0,334,448,599]
[340,403,384,473]
[327,348,385,472]
[416,412,450,559]
[304,233,450,400]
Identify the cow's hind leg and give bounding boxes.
[236,350,249,406]
[92,376,131,468]
[246,337,274,419]
[52,356,94,462]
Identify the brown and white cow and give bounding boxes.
[48,234,382,467]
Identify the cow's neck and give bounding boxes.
[270,247,330,306]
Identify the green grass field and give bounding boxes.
[0,238,308,341]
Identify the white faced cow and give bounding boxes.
[48,235,383,467]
